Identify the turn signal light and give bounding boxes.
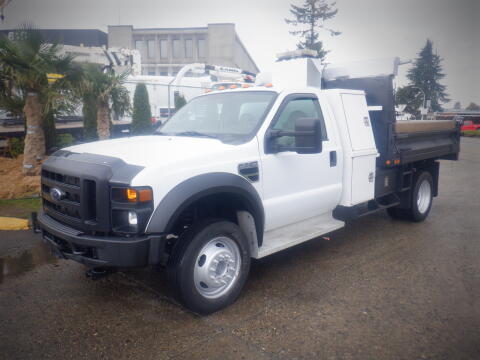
[242,84,250,88]
[218,86,225,90]
[126,188,153,203]
[230,84,238,89]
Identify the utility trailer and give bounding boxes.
[36,56,460,314]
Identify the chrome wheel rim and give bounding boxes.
[417,179,431,214]
[194,236,241,299]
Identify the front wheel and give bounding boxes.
[167,219,251,314]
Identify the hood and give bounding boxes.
[65,135,234,168]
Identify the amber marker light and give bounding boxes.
[230,84,238,89]
[242,84,250,88]
[264,83,273,87]
[218,86,225,90]
[138,189,153,202]
[126,188,137,202]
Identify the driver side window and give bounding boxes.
[272,97,327,147]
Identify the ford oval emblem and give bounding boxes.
[50,187,65,202]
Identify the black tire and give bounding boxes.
[387,171,433,222]
[167,219,251,315]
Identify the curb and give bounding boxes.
[0,217,30,231]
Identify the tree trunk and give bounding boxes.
[96,102,110,140]
[22,92,46,176]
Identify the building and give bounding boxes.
[108,23,260,76]
[0,29,107,47]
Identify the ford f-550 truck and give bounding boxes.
[37,57,460,314]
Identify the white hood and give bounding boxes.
[65,135,233,168]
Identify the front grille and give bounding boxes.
[41,168,98,230]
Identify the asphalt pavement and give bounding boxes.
[1,137,479,360]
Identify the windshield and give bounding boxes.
[156,91,276,142]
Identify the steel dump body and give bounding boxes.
[323,75,460,167]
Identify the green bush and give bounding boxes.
[131,83,152,135]
[9,137,24,158]
[175,92,187,110]
[56,133,76,148]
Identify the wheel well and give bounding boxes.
[168,192,258,238]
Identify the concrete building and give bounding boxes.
[108,23,260,76]
[0,29,107,47]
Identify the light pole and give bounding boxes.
[410,86,426,120]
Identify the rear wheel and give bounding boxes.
[387,171,433,222]
[167,219,250,315]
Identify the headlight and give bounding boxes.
[110,186,154,235]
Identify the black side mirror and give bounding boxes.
[294,117,323,154]
[267,117,323,154]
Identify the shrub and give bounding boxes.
[56,133,76,148]
[9,137,24,158]
[83,94,98,141]
[131,83,152,135]
[175,92,187,110]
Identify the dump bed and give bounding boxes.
[323,75,460,167]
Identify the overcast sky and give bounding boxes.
[2,0,479,107]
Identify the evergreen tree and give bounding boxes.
[131,83,152,135]
[174,92,187,110]
[82,93,97,140]
[285,0,340,61]
[408,39,449,112]
[453,101,461,110]
[466,102,480,111]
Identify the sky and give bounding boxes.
[1,0,479,107]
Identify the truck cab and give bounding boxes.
[37,57,460,314]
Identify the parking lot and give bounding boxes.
[1,137,479,360]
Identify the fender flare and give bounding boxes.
[145,172,264,245]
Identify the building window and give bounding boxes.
[159,39,168,58]
[160,71,168,76]
[185,39,193,58]
[148,70,155,76]
[135,40,142,51]
[172,39,181,58]
[198,39,206,58]
[147,39,155,58]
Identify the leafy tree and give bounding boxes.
[396,39,449,117]
[453,101,461,110]
[285,0,340,61]
[82,64,130,140]
[0,26,81,174]
[174,92,187,110]
[131,83,152,135]
[466,102,480,111]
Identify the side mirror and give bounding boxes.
[267,117,323,154]
[293,117,323,154]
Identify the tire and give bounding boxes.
[167,219,251,315]
[387,171,433,222]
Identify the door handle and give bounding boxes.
[330,151,337,167]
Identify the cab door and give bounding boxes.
[259,93,342,231]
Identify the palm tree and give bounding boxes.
[82,64,130,140]
[0,27,81,174]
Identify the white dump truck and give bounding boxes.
[36,57,460,314]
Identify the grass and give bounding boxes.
[0,197,42,219]
[461,130,480,137]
